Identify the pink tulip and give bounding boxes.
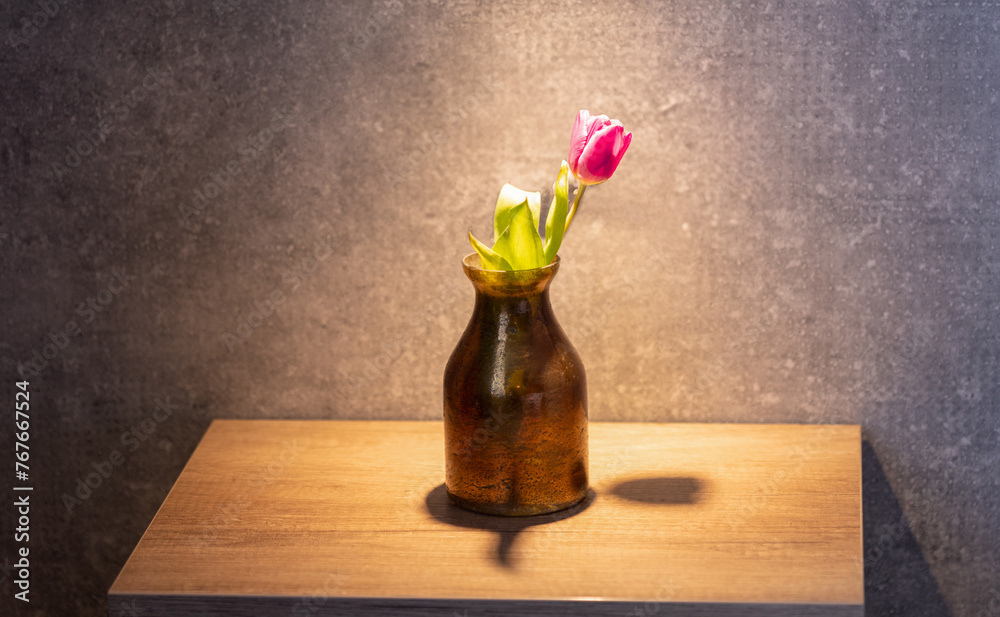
[568,110,632,185]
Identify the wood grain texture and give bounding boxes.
[108,421,863,616]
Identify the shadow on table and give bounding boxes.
[863,440,952,617]
[424,475,703,569]
[608,476,703,504]
[424,484,596,568]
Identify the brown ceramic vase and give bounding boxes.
[443,253,588,516]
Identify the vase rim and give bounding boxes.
[462,252,560,274]
[461,253,560,293]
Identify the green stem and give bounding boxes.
[564,184,587,234]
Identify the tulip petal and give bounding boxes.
[494,183,541,242]
[568,110,632,185]
[469,229,512,271]
[578,122,631,185]
[543,160,570,264]
[586,114,610,143]
[597,126,630,179]
[576,133,606,185]
[568,109,592,172]
[620,129,633,162]
[492,200,546,271]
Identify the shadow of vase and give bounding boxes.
[424,483,596,569]
[607,476,703,505]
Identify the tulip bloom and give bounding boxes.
[568,110,632,185]
[469,110,631,270]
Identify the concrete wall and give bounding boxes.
[1,0,997,614]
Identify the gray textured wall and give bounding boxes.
[1,0,998,615]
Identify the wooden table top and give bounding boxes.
[109,420,863,616]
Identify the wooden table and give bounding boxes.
[108,421,863,616]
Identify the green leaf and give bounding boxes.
[492,200,546,271]
[543,160,570,264]
[469,229,513,271]
[494,184,541,243]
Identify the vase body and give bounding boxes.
[444,253,588,516]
